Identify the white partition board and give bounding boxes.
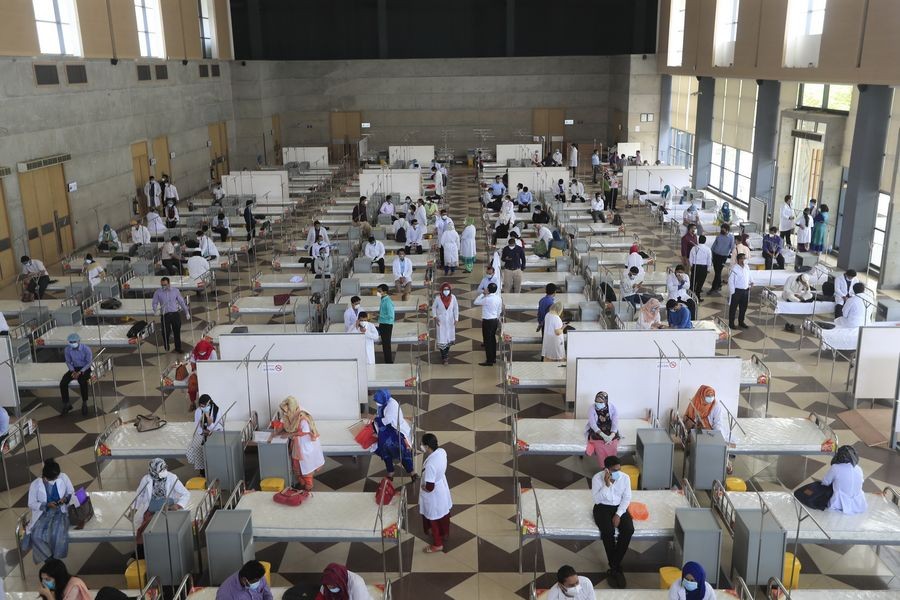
[623,166,691,196]
[282,147,329,168]
[749,197,768,231]
[507,167,570,195]
[853,326,900,399]
[615,142,641,158]
[574,356,741,421]
[565,329,717,406]
[0,337,19,409]
[359,169,422,199]
[197,359,359,424]
[222,171,289,199]
[388,145,435,167]
[218,333,367,403]
[496,144,542,165]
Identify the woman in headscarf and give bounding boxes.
[186,394,224,472]
[433,283,459,365]
[796,208,812,252]
[460,220,477,273]
[133,458,190,549]
[635,298,665,329]
[318,562,373,600]
[717,201,732,228]
[372,389,416,481]
[682,203,702,236]
[37,558,91,600]
[810,204,829,254]
[584,391,620,468]
[164,200,180,229]
[97,224,119,252]
[820,445,867,514]
[146,210,167,237]
[626,243,643,270]
[683,385,729,441]
[541,302,567,362]
[667,561,716,600]
[278,396,325,491]
[25,459,74,563]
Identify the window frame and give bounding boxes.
[135,0,165,59]
[797,83,852,114]
[870,191,891,269]
[805,0,826,36]
[708,141,754,208]
[33,0,82,57]
[198,0,213,59]
[667,0,687,67]
[668,128,695,170]
[713,0,740,66]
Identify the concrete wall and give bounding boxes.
[0,58,233,251]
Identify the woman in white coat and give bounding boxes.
[319,563,374,600]
[433,283,459,365]
[460,222,477,272]
[541,302,567,361]
[419,433,452,553]
[26,458,75,563]
[187,394,225,472]
[820,445,867,514]
[440,226,460,276]
[133,458,191,548]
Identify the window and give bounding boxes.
[871,192,890,268]
[668,129,695,170]
[805,0,827,35]
[33,0,82,56]
[798,83,852,113]
[198,0,213,59]
[784,0,827,67]
[667,0,687,67]
[709,142,754,205]
[713,0,740,67]
[135,0,165,59]
[154,64,168,80]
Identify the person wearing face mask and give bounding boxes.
[315,247,333,279]
[354,311,382,365]
[187,249,211,281]
[620,266,650,307]
[406,218,425,254]
[37,558,90,600]
[164,199,180,229]
[666,299,693,329]
[278,395,325,491]
[146,211,168,238]
[160,235,183,276]
[376,285,395,364]
[392,249,413,299]
[83,255,105,289]
[585,391,620,468]
[344,296,362,333]
[197,227,220,260]
[683,385,729,442]
[459,220,477,273]
[152,277,191,353]
[667,265,696,319]
[379,195,397,222]
[727,253,752,329]
[216,560,273,600]
[591,455,633,588]
[474,282,503,366]
[431,165,445,197]
[364,235,386,274]
[26,459,75,564]
[21,255,51,299]
[187,394,224,472]
[311,234,331,259]
[433,283,459,365]
[242,199,257,242]
[59,333,93,416]
[352,196,369,224]
[317,562,373,600]
[414,199,428,231]
[546,565,594,600]
[478,266,501,294]
[833,269,859,318]
[668,561,716,600]
[133,458,190,550]
[211,210,230,242]
[440,224,460,276]
[500,237,526,293]
[305,220,330,253]
[419,433,452,553]
[97,223,120,252]
[372,389,417,481]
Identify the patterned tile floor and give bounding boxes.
[1,167,899,597]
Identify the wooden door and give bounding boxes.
[329,111,361,163]
[152,136,171,181]
[17,164,74,265]
[209,122,229,181]
[272,114,282,166]
[532,108,566,156]
[132,141,151,215]
[218,121,229,174]
[0,181,18,284]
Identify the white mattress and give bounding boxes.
[609,271,668,288]
[726,491,900,544]
[234,490,401,541]
[519,488,689,539]
[305,419,369,456]
[730,418,834,455]
[537,591,667,600]
[37,325,143,348]
[253,274,311,290]
[85,298,158,318]
[14,362,99,388]
[579,252,649,266]
[389,322,427,343]
[818,322,900,351]
[124,275,209,292]
[336,295,427,313]
[619,319,726,338]
[740,359,767,386]
[749,267,826,287]
[587,240,637,250]
[503,321,603,344]
[207,323,306,342]
[577,223,624,235]
[8,591,141,600]
[369,364,416,388]
[517,418,649,455]
[100,420,247,457]
[772,299,836,315]
[186,586,386,600]
[786,593,900,600]
[66,490,207,542]
[217,240,254,254]
[0,299,66,318]
[519,273,575,288]
[503,293,589,311]
[507,361,567,387]
[354,273,426,289]
[232,296,296,314]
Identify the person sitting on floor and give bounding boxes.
[37,558,90,600]
[215,560,273,600]
[317,563,374,600]
[821,445,867,514]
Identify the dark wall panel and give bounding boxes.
[386,0,506,59]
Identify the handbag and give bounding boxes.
[375,476,396,506]
[350,420,378,450]
[68,489,94,530]
[100,298,123,310]
[126,320,148,338]
[793,481,833,511]
[134,414,167,432]
[174,363,189,381]
[274,293,292,306]
[273,488,311,506]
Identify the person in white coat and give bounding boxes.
[568,143,578,177]
[144,176,162,211]
[419,433,452,553]
[353,311,381,364]
[319,563,374,600]
[783,273,814,302]
[364,236,386,274]
[147,211,168,237]
[796,208,813,251]
[433,283,459,365]
[305,221,330,250]
[344,296,362,332]
[779,194,795,247]
[667,561,717,600]
[820,445,867,514]
[187,394,225,471]
[431,166,445,197]
[552,148,563,167]
[198,229,219,259]
[542,302,567,361]
[546,565,596,600]
[440,225,460,276]
[833,269,858,318]
[460,222,477,272]
[392,248,413,300]
[26,458,75,563]
[279,395,325,490]
[130,219,151,246]
[569,178,585,202]
[133,458,191,548]
[834,284,867,328]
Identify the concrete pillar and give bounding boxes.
[749,80,780,207]
[658,75,672,164]
[692,77,715,190]
[837,85,893,270]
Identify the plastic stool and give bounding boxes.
[186,477,207,491]
[620,465,640,490]
[260,477,286,492]
[783,552,801,590]
[260,560,272,585]
[725,477,747,491]
[659,566,681,589]
[125,560,147,589]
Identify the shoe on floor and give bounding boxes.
[81,403,88,416]
[478,362,495,367]
[606,569,621,589]
[738,323,750,329]
[614,570,627,588]
[61,404,72,416]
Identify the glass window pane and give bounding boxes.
[723,169,736,196]
[710,163,722,189]
[57,0,77,23]
[737,176,751,201]
[32,0,55,22]
[61,23,81,55]
[801,83,825,108]
[135,5,145,32]
[808,11,825,35]
[724,146,737,170]
[826,85,852,111]
[873,229,885,246]
[738,150,753,177]
[876,215,887,231]
[712,142,723,165]
[138,34,148,57]
[877,193,891,215]
[36,22,61,54]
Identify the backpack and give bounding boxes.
[100,298,122,310]
[395,226,407,243]
[126,320,148,338]
[282,584,320,600]
[612,213,624,226]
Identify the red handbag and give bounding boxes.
[353,422,378,450]
[375,477,396,506]
[273,488,310,506]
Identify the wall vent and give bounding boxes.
[65,64,87,84]
[0,166,12,178]
[17,153,72,173]
[137,64,152,81]
[199,64,209,77]
[34,64,60,86]
[211,64,220,77]
[155,64,168,80]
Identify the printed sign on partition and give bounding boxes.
[258,363,284,373]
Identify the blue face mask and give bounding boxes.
[248,580,261,591]
[594,402,605,410]
[43,580,55,590]
[682,579,698,592]
[609,470,622,482]
[201,405,211,413]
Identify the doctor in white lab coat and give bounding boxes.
[26,459,75,537]
[779,195,795,247]
[132,458,191,542]
[820,445,867,514]
[833,269,859,318]
[353,311,381,364]
[432,283,459,365]
[419,433,453,553]
[440,226,460,275]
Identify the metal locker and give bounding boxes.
[636,428,674,489]
[674,508,722,586]
[732,508,786,585]
[686,429,727,491]
[206,510,255,585]
[143,510,194,586]
[204,430,245,492]
[258,437,292,483]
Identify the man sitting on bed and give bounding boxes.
[591,455,633,589]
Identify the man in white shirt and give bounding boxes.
[568,143,578,177]
[380,196,396,221]
[591,192,606,223]
[552,148,563,166]
[546,565,595,600]
[187,250,211,281]
[144,176,162,211]
[477,266,501,294]
[212,182,225,203]
[435,210,452,239]
[569,178,585,202]
[406,218,426,254]
[779,194,795,247]
[620,266,647,306]
[591,455,633,588]
[310,234,330,258]
[343,296,362,332]
[414,200,428,228]
[833,269,858,318]
[364,235,386,273]
[834,283,867,328]
[535,224,554,258]
[163,176,179,204]
[474,282,502,367]
[84,256,105,289]
[689,235,713,302]
[160,236,182,275]
[392,248,413,300]
[667,264,696,319]
[591,149,602,183]
[305,221,330,251]
[431,166,445,197]
[727,252,752,329]
[353,311,381,365]
[129,219,151,257]
[20,255,50,299]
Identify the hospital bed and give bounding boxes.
[749,264,828,287]
[798,320,900,393]
[255,420,378,457]
[335,294,428,314]
[83,297,169,320]
[576,251,653,269]
[62,254,111,274]
[529,577,754,600]
[33,321,154,351]
[502,320,604,345]
[369,363,419,391]
[271,254,350,273]
[501,293,591,312]
[766,579,899,600]
[252,273,312,291]
[617,317,733,353]
[203,322,309,343]
[513,413,657,456]
[517,483,699,571]
[568,222,626,236]
[511,272,583,291]
[122,271,214,294]
[222,480,409,574]
[93,413,258,487]
[216,238,256,256]
[713,481,900,546]
[351,273,429,291]
[759,288,836,329]
[0,298,67,320]
[14,349,114,392]
[174,578,391,600]
[229,296,310,323]
[8,579,160,600]
[325,321,428,347]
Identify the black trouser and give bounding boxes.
[764,253,785,270]
[162,258,181,276]
[378,323,393,364]
[729,288,749,326]
[212,226,229,242]
[593,503,634,571]
[608,189,618,210]
[710,254,728,290]
[60,367,92,407]
[372,258,385,273]
[592,164,600,183]
[591,210,606,223]
[405,244,424,255]
[835,304,844,318]
[690,265,708,298]
[780,230,792,247]
[27,275,50,299]
[682,297,697,320]
[482,318,499,364]
[161,311,183,352]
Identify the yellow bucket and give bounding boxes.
[185,477,207,491]
[125,560,147,589]
[725,477,747,491]
[783,552,801,590]
[659,566,681,589]
[261,477,286,492]
[620,465,640,490]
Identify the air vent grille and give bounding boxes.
[17,153,72,173]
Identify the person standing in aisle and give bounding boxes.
[591,149,601,183]
[474,282,502,367]
[568,142,578,178]
[433,283,459,365]
[419,432,453,553]
[689,235,712,302]
[152,277,191,353]
[377,284,395,364]
[144,175,162,213]
[708,225,734,295]
[779,194,795,247]
[500,237,526,293]
[727,253,752,329]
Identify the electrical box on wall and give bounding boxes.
[169,152,175,159]
[67,181,77,192]
[149,157,157,166]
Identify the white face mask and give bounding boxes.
[69,342,79,348]
[328,587,341,594]
[201,405,211,413]
[442,290,450,296]
[561,582,580,597]
[704,396,715,405]
[156,469,168,479]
